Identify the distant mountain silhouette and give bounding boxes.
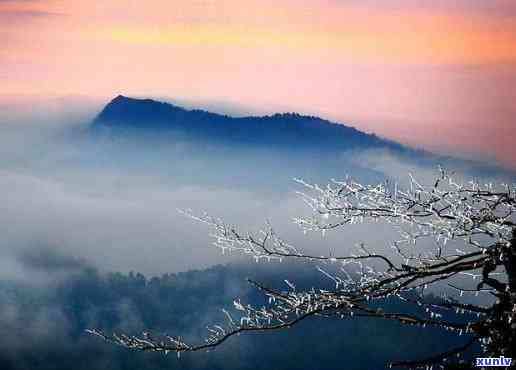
[88,95,514,186]
[92,95,404,152]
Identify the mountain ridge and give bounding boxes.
[92,95,404,152]
[87,95,515,183]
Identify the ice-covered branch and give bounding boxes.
[89,169,516,369]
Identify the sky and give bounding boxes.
[1,0,515,167]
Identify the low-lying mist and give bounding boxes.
[1,102,514,281]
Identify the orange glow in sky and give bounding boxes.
[1,0,515,167]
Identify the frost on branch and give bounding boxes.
[88,169,516,368]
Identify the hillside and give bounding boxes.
[92,95,403,152]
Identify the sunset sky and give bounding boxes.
[1,0,515,167]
